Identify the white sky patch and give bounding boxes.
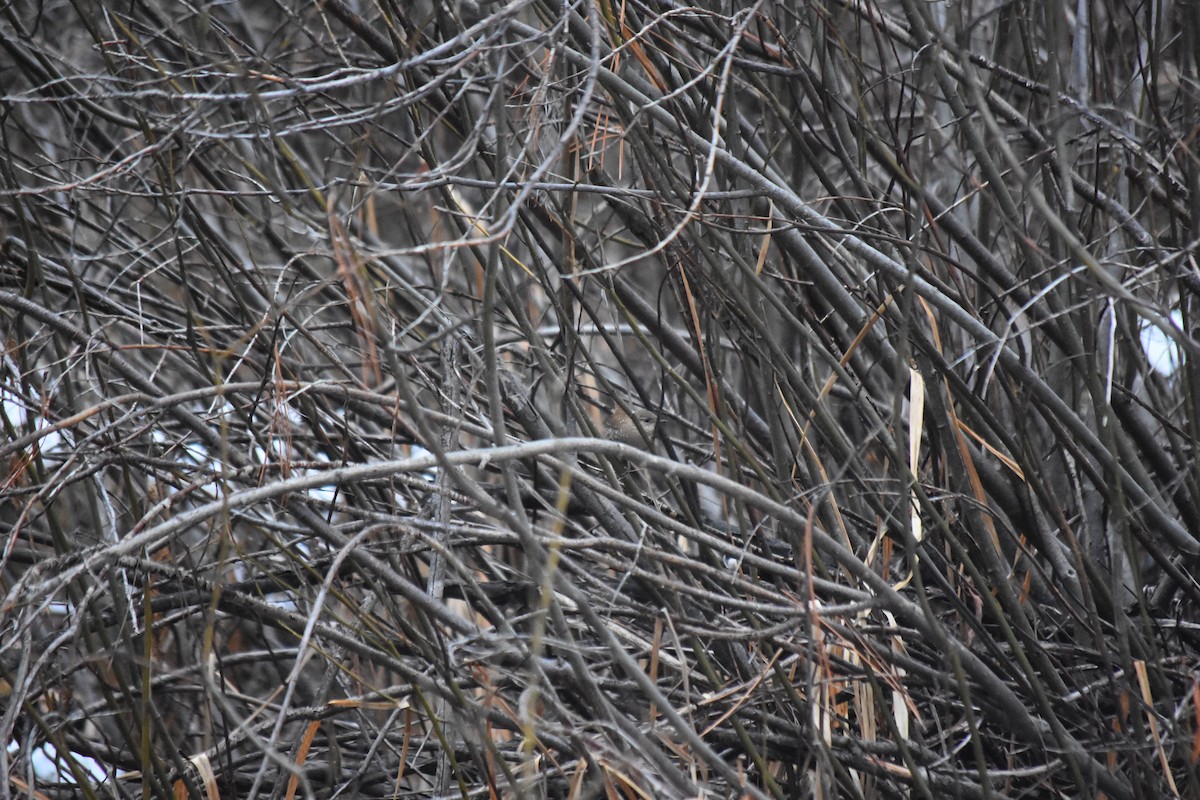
[1140,310,1184,377]
[0,356,65,454]
[6,739,109,786]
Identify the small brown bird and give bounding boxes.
[602,406,656,447]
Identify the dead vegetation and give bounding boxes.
[2,1,1199,798]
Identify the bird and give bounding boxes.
[602,405,657,448]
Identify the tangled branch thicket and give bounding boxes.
[2,0,1199,797]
